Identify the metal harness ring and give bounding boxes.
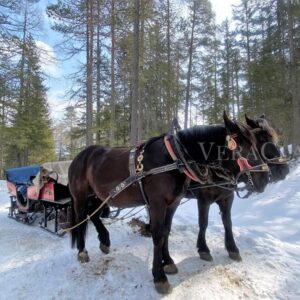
[136,150,145,172]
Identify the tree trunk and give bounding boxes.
[19,0,28,107]
[0,91,5,174]
[96,0,101,144]
[244,0,253,103]
[184,0,196,129]
[235,66,240,117]
[175,44,180,120]
[130,0,140,145]
[225,20,230,114]
[86,0,94,146]
[213,47,218,123]
[166,0,172,126]
[137,0,144,141]
[287,1,300,155]
[109,0,116,145]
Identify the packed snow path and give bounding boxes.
[0,164,300,300]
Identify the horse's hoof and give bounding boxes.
[163,263,178,274]
[100,243,110,254]
[199,252,213,261]
[78,250,90,263]
[154,281,173,294]
[228,252,242,261]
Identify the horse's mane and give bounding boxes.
[256,118,279,144]
[177,120,256,146]
[140,134,165,150]
[178,124,225,144]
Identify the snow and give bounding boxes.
[1,164,300,300]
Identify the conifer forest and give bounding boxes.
[0,0,300,175]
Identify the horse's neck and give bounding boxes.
[177,125,227,164]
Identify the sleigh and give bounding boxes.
[5,161,72,235]
[5,161,120,236]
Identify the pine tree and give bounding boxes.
[7,37,56,166]
[183,0,216,127]
[47,0,97,146]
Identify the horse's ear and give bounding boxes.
[260,114,265,119]
[245,114,257,128]
[223,111,235,131]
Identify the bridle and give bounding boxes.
[166,121,272,198]
[164,132,270,198]
[265,156,289,164]
[224,133,270,198]
[250,127,289,170]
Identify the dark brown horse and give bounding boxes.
[189,115,289,262]
[68,112,269,294]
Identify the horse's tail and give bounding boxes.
[70,196,76,248]
[68,145,107,249]
[70,195,88,249]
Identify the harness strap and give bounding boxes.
[188,181,235,191]
[62,159,178,233]
[266,156,289,164]
[237,157,252,172]
[164,135,204,183]
[129,149,136,176]
[109,162,179,199]
[138,180,149,206]
[213,169,235,183]
[126,148,149,207]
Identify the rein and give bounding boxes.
[265,156,289,165]
[189,181,236,191]
[61,194,112,233]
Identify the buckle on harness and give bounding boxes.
[175,160,185,173]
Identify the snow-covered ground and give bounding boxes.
[0,163,300,300]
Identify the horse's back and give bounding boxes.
[68,145,108,191]
[69,145,131,191]
[69,145,106,175]
[88,147,131,187]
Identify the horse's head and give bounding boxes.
[223,111,269,193]
[245,114,289,182]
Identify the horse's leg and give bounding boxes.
[150,203,172,294]
[162,204,178,275]
[87,199,111,254]
[217,194,242,261]
[73,197,90,263]
[196,198,213,261]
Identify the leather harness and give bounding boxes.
[110,134,208,204]
[109,132,270,203]
[129,148,150,207]
[164,135,209,183]
[120,134,218,207]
